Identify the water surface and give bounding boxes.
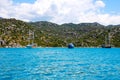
[0,48,120,80]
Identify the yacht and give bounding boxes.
[26,30,34,48]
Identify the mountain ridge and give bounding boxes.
[0,18,120,47]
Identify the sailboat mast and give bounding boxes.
[28,30,31,45]
[105,35,107,45]
[108,32,110,46]
[102,29,111,48]
[32,32,34,45]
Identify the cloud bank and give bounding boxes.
[0,0,120,25]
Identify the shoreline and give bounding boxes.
[0,47,119,48]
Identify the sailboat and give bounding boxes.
[26,30,34,48]
[102,32,111,48]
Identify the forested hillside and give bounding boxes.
[0,18,120,47]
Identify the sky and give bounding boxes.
[0,0,120,25]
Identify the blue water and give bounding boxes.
[0,48,120,80]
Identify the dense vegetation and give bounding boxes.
[0,18,120,47]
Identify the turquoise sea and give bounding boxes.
[0,48,120,80]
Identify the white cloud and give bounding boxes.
[98,14,120,25]
[33,0,53,15]
[95,0,105,8]
[0,0,120,25]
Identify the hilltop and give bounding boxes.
[0,18,120,47]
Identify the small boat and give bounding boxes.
[101,44,111,48]
[26,44,33,48]
[68,43,74,48]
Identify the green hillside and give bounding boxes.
[0,18,120,47]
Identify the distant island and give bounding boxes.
[0,18,120,47]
